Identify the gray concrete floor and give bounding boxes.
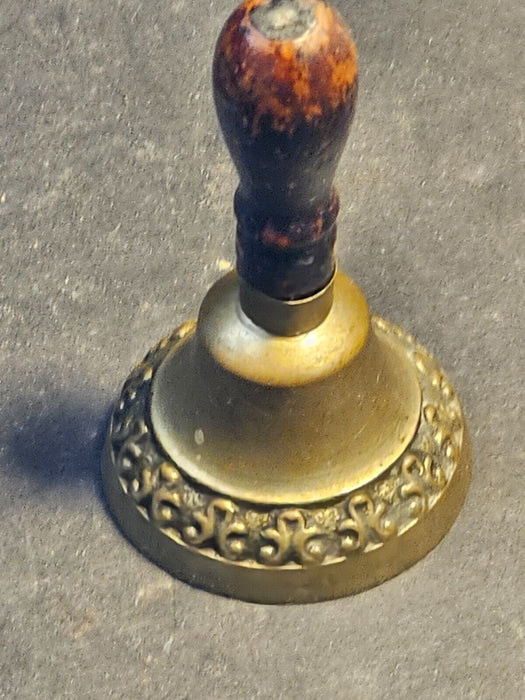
[0,0,523,698]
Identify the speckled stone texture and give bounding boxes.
[0,1,523,698]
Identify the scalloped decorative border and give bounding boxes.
[107,317,465,568]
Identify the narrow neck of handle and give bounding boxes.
[235,187,339,301]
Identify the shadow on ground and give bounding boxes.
[3,389,113,496]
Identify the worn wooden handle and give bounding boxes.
[213,0,357,299]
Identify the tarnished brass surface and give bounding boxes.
[196,270,369,387]
[101,274,471,602]
[151,272,421,505]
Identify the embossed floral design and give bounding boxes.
[183,499,249,560]
[260,510,328,565]
[107,317,465,567]
[337,491,397,553]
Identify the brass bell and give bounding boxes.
[102,0,471,603]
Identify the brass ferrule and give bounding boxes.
[239,273,335,336]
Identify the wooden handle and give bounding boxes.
[213,0,357,299]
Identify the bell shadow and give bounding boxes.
[5,388,114,498]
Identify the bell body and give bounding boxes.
[102,270,470,603]
[151,272,421,506]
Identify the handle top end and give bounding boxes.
[214,0,357,136]
[250,0,316,41]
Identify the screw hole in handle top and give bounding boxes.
[213,0,358,301]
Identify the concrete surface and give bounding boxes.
[0,0,523,698]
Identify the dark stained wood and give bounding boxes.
[213,0,358,299]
